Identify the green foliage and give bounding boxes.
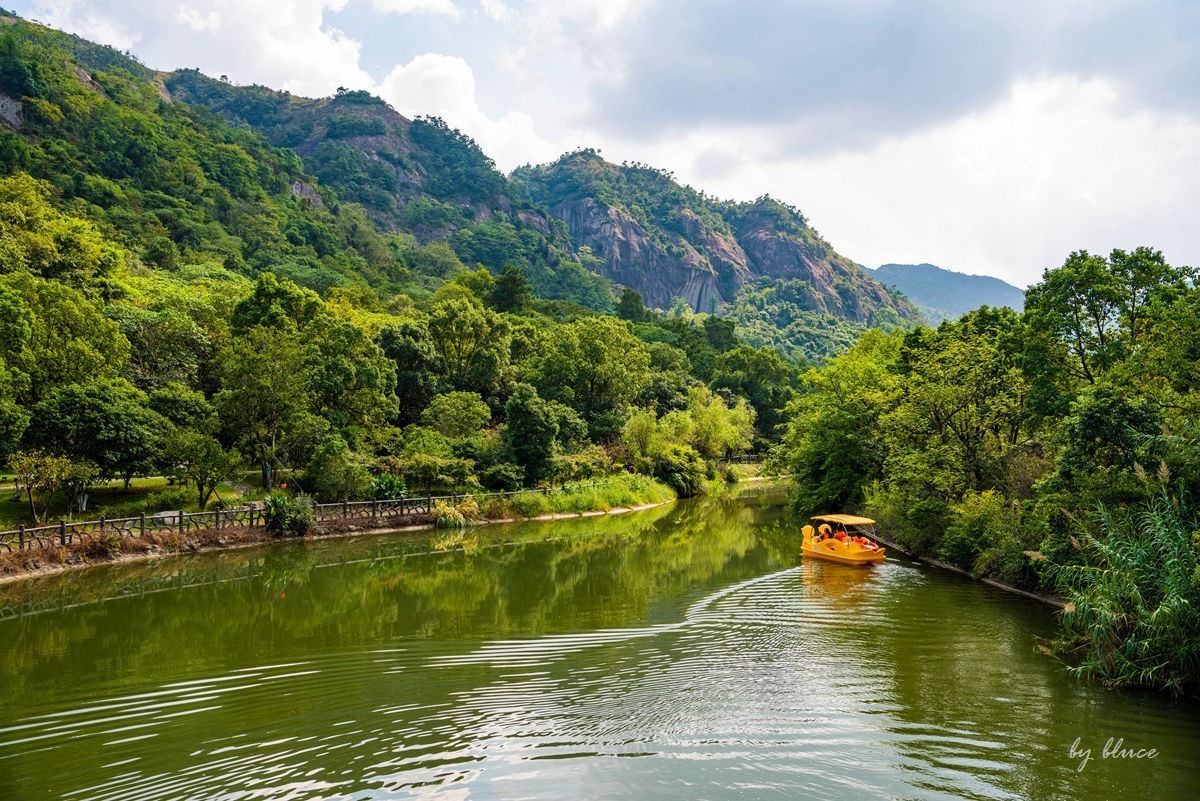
[651,443,707,498]
[503,383,559,486]
[421,391,491,439]
[303,437,370,503]
[533,316,651,439]
[26,378,167,487]
[263,491,317,537]
[1052,497,1200,695]
[487,264,533,314]
[167,428,241,510]
[781,329,902,513]
[427,296,511,397]
[616,287,647,322]
[376,318,439,424]
[8,449,73,522]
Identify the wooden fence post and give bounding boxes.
[342,499,348,519]
[215,508,221,530]
[178,510,185,537]
[60,520,66,546]
[139,513,145,537]
[18,524,24,551]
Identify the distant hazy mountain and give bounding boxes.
[866,263,1025,325]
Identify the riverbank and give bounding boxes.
[0,475,682,585]
[871,530,1067,608]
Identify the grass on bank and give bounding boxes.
[427,473,677,527]
[0,473,266,530]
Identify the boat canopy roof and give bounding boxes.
[810,514,877,526]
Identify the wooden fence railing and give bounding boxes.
[0,484,602,553]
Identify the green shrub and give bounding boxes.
[652,444,706,498]
[264,492,317,537]
[480,463,523,491]
[510,491,550,516]
[304,438,370,503]
[369,472,407,500]
[432,496,482,528]
[1051,496,1200,695]
[82,529,122,558]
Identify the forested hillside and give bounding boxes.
[0,12,798,534]
[512,150,920,361]
[162,70,614,310]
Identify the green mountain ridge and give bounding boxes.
[0,9,915,363]
[867,262,1025,325]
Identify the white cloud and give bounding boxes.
[375,52,559,166]
[26,1,139,51]
[651,76,1200,287]
[377,53,477,118]
[369,0,460,18]
[176,5,221,33]
[479,0,510,23]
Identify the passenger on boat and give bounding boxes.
[818,524,832,540]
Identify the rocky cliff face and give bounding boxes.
[514,152,918,324]
[552,197,742,311]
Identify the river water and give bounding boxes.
[1,484,1196,800]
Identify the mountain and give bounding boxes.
[867,263,1025,325]
[0,10,917,360]
[510,151,918,322]
[161,70,614,310]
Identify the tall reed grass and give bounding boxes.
[1051,495,1200,695]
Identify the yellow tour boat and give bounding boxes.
[802,514,886,565]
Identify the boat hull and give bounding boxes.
[802,539,886,566]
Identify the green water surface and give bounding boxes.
[1,485,1196,800]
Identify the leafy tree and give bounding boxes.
[616,287,647,322]
[503,383,559,486]
[533,317,651,440]
[1023,250,1122,385]
[168,428,242,510]
[305,313,398,444]
[487,264,533,313]
[376,318,439,424]
[302,436,370,503]
[711,345,796,438]
[8,449,73,523]
[421,391,491,439]
[426,296,511,397]
[0,173,123,288]
[684,386,754,460]
[779,329,902,512]
[230,272,323,332]
[0,271,129,404]
[106,304,212,391]
[148,382,216,431]
[703,316,737,353]
[26,378,168,488]
[214,326,322,489]
[0,359,29,461]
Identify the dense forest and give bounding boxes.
[775,247,1200,693]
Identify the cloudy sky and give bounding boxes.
[10,0,1200,287]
